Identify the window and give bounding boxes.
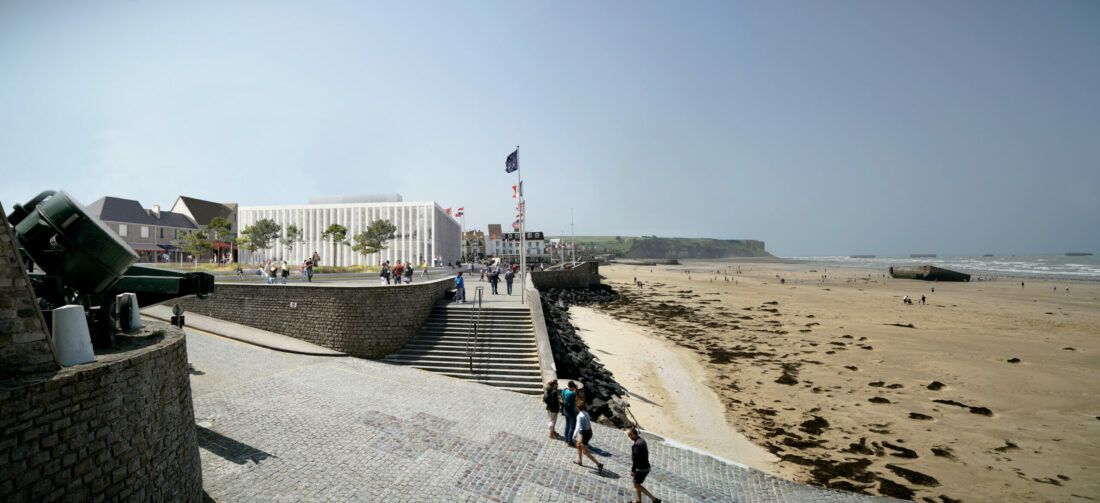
[118,224,127,237]
[159,228,164,239]
[140,226,149,238]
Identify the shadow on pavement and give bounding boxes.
[196,425,277,465]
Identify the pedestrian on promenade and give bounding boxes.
[489,267,500,295]
[267,261,278,285]
[280,259,289,284]
[404,262,414,284]
[421,261,429,279]
[543,380,562,439]
[303,259,314,282]
[454,272,466,303]
[572,403,603,473]
[392,260,405,286]
[505,268,515,295]
[380,261,391,285]
[627,427,660,503]
[562,381,579,447]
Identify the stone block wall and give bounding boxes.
[530,261,601,290]
[0,202,58,376]
[175,277,455,358]
[0,323,202,502]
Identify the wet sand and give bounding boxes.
[585,260,1099,502]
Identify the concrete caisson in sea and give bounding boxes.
[889,265,971,282]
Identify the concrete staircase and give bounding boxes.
[384,304,543,395]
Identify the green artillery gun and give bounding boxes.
[7,191,215,348]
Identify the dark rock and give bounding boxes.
[868,381,885,387]
[886,464,940,486]
[845,437,875,455]
[930,446,955,459]
[882,441,919,459]
[909,412,933,420]
[1006,357,1021,363]
[968,406,993,416]
[877,477,915,499]
[927,381,945,391]
[869,396,891,404]
[799,415,830,435]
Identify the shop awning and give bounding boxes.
[157,244,179,251]
[131,244,162,252]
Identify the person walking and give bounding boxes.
[453,272,466,303]
[505,268,515,295]
[627,427,660,503]
[572,403,603,473]
[403,262,414,284]
[380,261,391,285]
[392,260,405,286]
[303,259,314,282]
[421,261,429,279]
[543,380,562,439]
[280,259,289,284]
[490,267,501,295]
[561,381,579,447]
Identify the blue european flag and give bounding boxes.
[505,149,518,173]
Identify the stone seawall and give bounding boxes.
[0,202,58,376]
[0,324,202,502]
[175,278,454,358]
[530,262,601,290]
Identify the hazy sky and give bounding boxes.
[2,0,1097,256]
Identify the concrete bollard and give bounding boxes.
[116,292,144,331]
[52,305,96,366]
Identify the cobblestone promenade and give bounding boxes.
[187,329,891,502]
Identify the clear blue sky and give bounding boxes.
[2,0,1097,256]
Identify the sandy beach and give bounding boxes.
[571,260,1099,501]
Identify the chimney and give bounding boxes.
[151,204,161,218]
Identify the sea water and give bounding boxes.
[786,254,1100,281]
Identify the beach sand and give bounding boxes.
[572,260,1099,501]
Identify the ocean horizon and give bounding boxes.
[782,253,1100,281]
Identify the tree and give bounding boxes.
[284,224,303,251]
[241,218,281,261]
[351,219,397,258]
[321,223,349,267]
[207,216,233,261]
[180,230,209,266]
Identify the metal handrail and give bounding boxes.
[466,287,484,373]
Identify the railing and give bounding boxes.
[466,286,484,374]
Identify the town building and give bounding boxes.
[462,230,485,262]
[485,224,503,258]
[85,197,198,262]
[170,196,238,261]
[235,195,461,267]
[499,231,548,263]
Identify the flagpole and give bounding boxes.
[517,145,526,305]
[570,207,575,264]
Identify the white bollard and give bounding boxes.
[117,292,144,330]
[52,305,96,366]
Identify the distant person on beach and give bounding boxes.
[454,272,466,303]
[920,294,926,305]
[543,380,562,439]
[562,381,579,446]
[572,403,603,473]
[627,427,660,503]
[1021,282,1025,288]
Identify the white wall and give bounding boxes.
[236,202,460,266]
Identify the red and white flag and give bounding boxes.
[445,208,452,216]
[511,185,518,199]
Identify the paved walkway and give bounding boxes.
[185,328,891,502]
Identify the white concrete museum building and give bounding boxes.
[236,194,461,267]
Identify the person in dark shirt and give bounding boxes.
[543,380,562,439]
[626,427,660,503]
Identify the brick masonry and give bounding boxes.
[0,323,203,502]
[530,261,601,290]
[0,202,59,376]
[176,277,455,358]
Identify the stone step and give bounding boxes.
[398,343,534,354]
[415,336,536,346]
[386,358,540,371]
[386,351,537,363]
[418,331,535,340]
[401,343,535,353]
[411,366,542,379]
[421,321,532,329]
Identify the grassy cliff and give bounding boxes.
[554,236,770,259]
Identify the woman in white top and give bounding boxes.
[572,403,603,473]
